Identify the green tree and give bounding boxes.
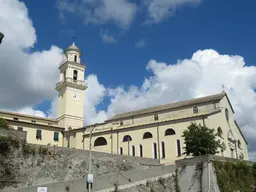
[182,122,223,156]
[0,118,9,129]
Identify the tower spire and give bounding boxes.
[222,84,225,93]
[72,36,76,45]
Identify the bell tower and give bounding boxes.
[56,42,87,130]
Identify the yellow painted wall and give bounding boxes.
[74,97,248,163]
[7,121,63,147]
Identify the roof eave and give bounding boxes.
[234,120,248,145]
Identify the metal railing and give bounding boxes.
[59,58,86,67]
[56,77,86,88]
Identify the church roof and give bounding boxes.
[0,110,58,122]
[64,42,81,55]
[107,92,227,121]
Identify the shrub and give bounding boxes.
[38,146,48,156]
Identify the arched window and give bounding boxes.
[123,135,132,142]
[193,107,199,114]
[238,140,241,149]
[143,132,153,139]
[73,70,78,81]
[225,108,229,122]
[120,147,123,155]
[94,137,107,147]
[153,142,157,159]
[132,145,135,156]
[217,127,223,138]
[165,129,176,136]
[176,139,181,157]
[161,142,166,159]
[74,55,77,62]
[120,121,123,126]
[139,145,143,157]
[154,114,159,121]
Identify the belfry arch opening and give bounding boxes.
[73,70,78,81]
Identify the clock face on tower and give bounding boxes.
[72,93,79,100]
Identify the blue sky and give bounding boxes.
[21,0,256,112]
[1,0,256,158]
[24,0,256,86]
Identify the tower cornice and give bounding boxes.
[55,77,87,91]
[59,60,86,70]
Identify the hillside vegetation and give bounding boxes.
[214,161,256,192]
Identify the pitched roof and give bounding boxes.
[234,120,248,145]
[0,110,57,122]
[107,92,227,122]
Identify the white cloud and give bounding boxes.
[100,30,118,44]
[57,0,137,29]
[17,107,47,118]
[144,0,202,24]
[0,0,63,112]
[84,75,107,125]
[135,39,146,48]
[57,0,204,28]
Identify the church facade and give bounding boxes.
[0,43,249,163]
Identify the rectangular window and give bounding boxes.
[13,117,19,120]
[230,148,234,158]
[132,145,135,156]
[139,145,143,157]
[153,143,157,159]
[18,127,23,131]
[36,129,42,140]
[54,132,59,141]
[161,142,166,159]
[177,140,181,157]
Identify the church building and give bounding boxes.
[0,43,249,163]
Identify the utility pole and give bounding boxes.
[68,126,72,148]
[0,32,4,44]
[88,123,98,192]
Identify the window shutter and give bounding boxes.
[54,132,59,141]
[36,129,42,139]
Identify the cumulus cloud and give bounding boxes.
[100,30,118,44]
[144,0,202,23]
[57,0,137,29]
[17,107,47,118]
[0,0,63,112]
[57,0,203,28]
[84,75,107,125]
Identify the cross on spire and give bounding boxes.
[72,36,76,44]
[222,84,225,92]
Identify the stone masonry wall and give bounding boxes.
[0,142,159,191]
